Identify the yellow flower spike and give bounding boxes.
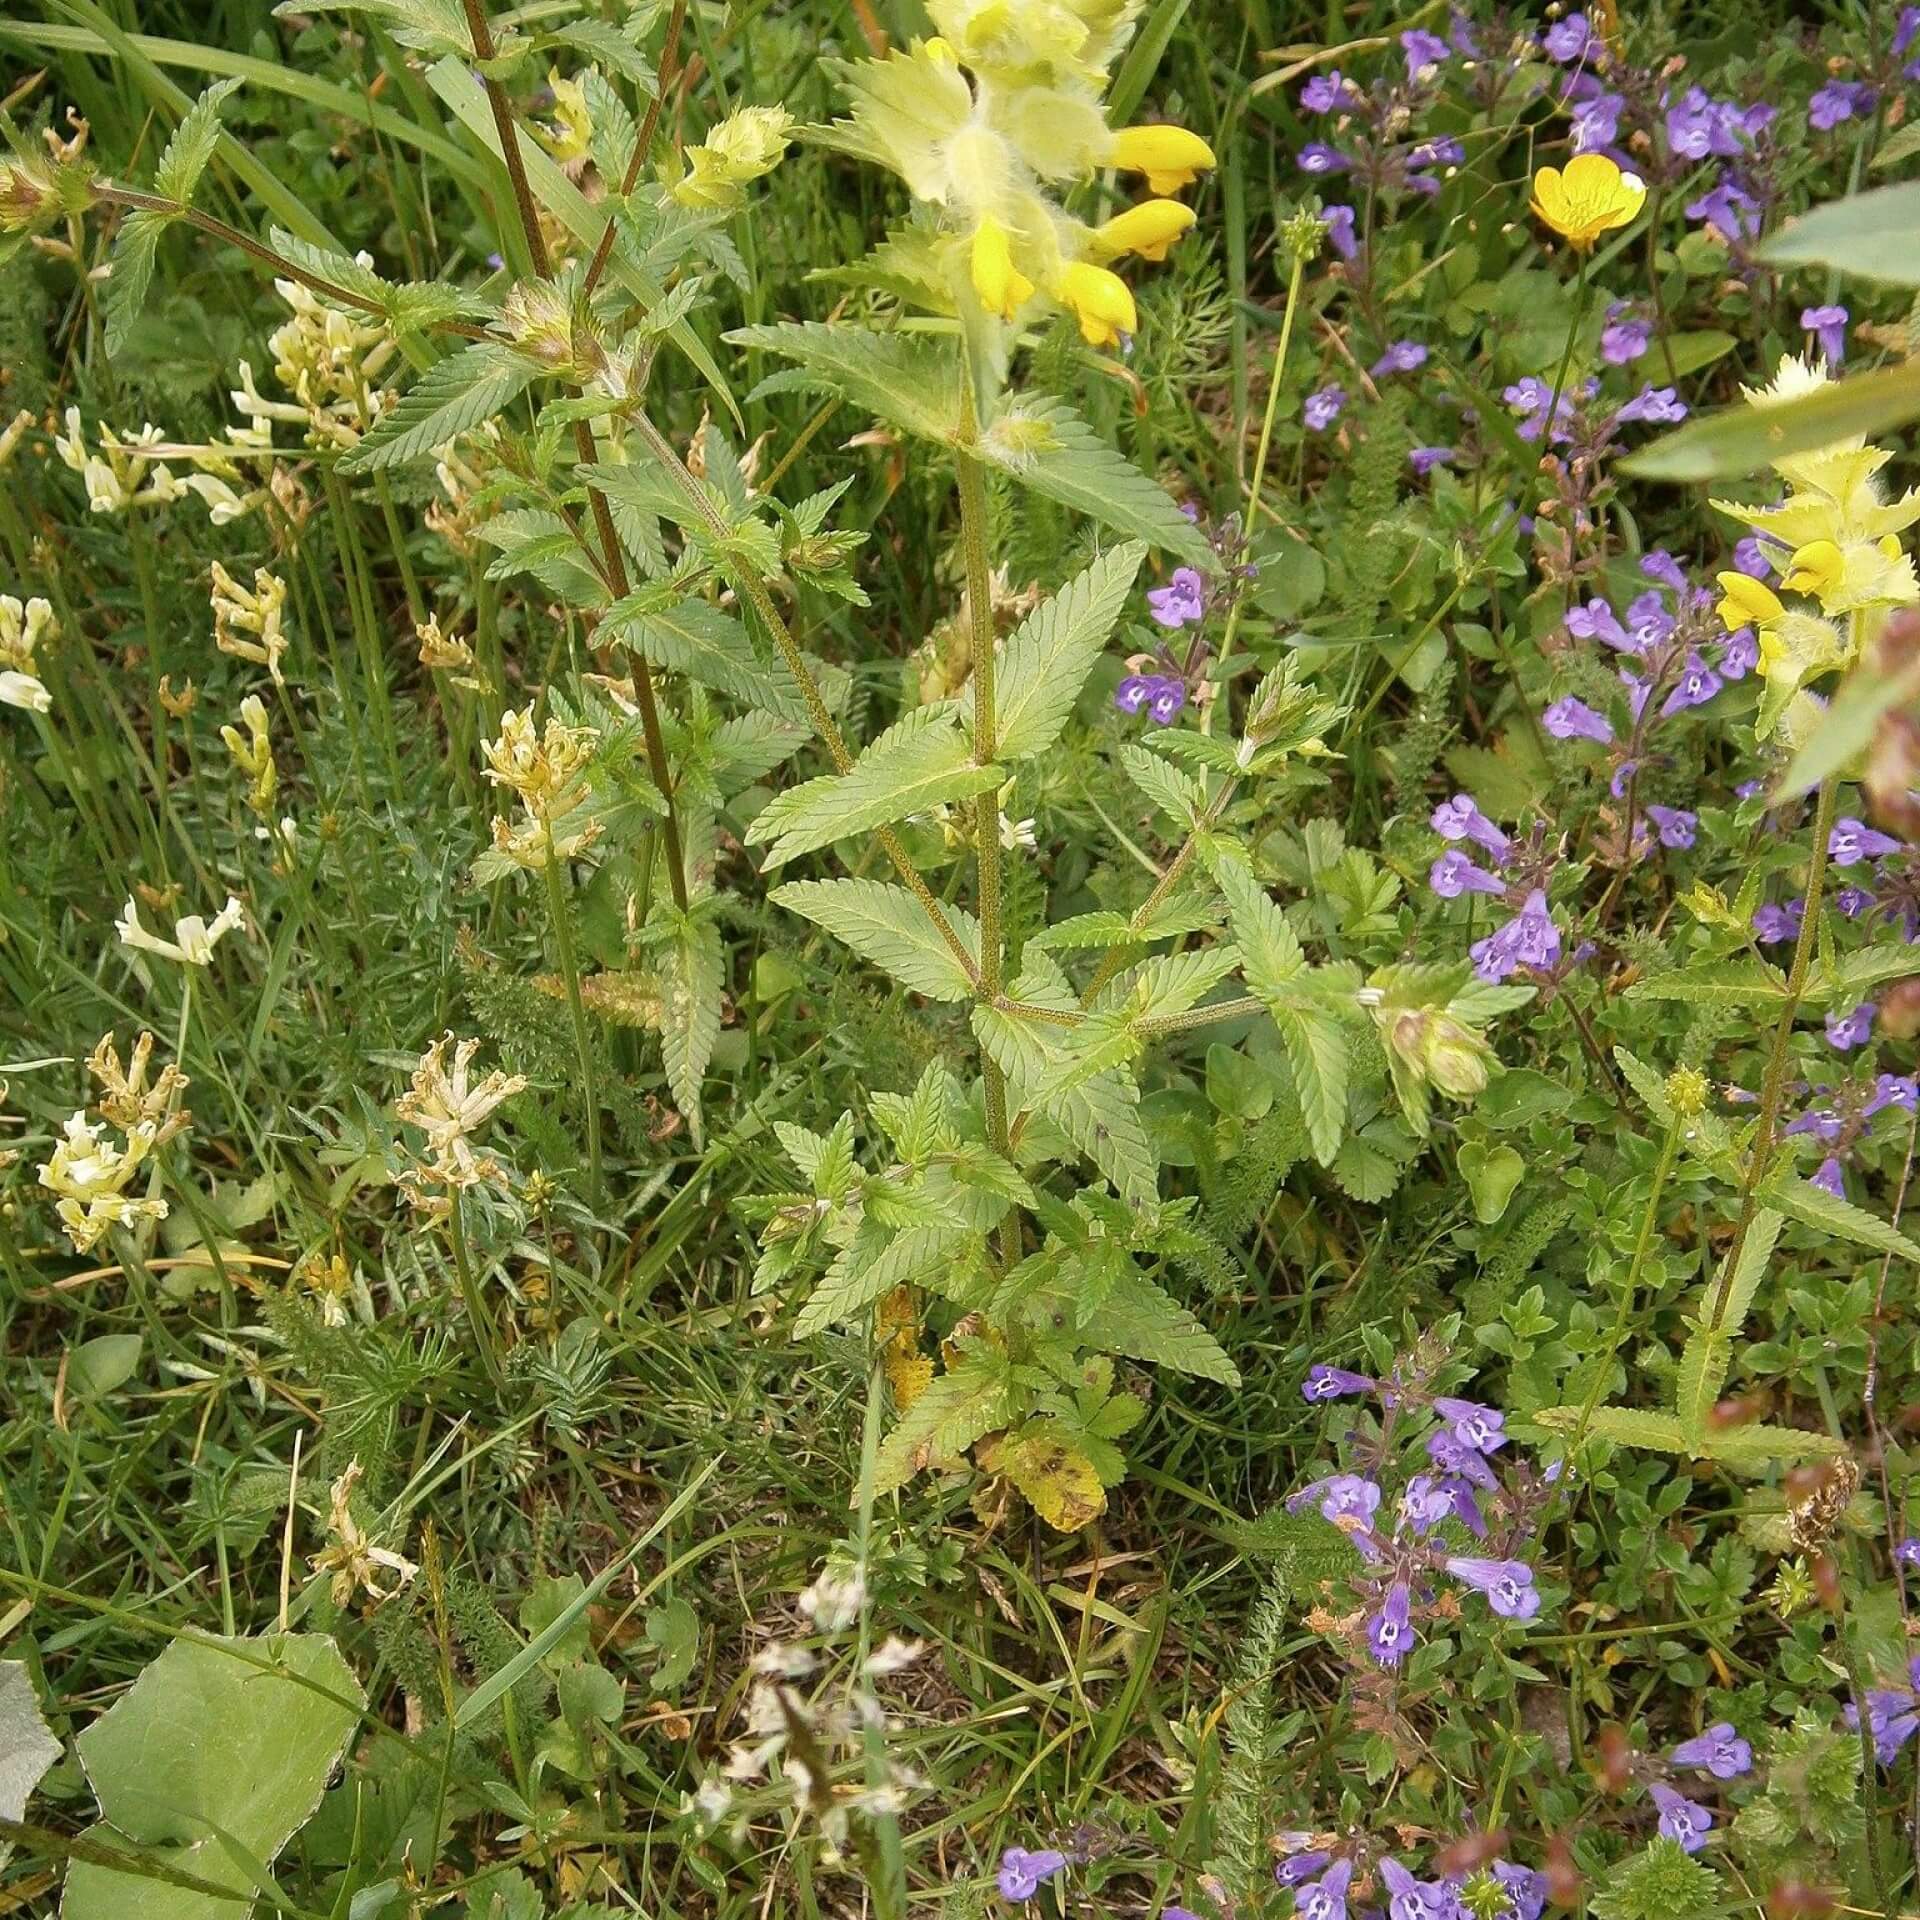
[970,216,1035,320]
[1056,261,1137,348]
[1109,124,1216,195]
[1529,152,1646,251]
[1715,570,1784,633]
[1092,198,1196,263]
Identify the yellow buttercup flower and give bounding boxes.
[1715,570,1784,633]
[1056,261,1137,348]
[1529,153,1646,251]
[1091,198,1195,262]
[1109,124,1216,194]
[970,216,1035,319]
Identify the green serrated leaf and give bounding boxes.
[1214,857,1303,1000]
[103,211,168,358]
[153,76,243,205]
[341,344,538,474]
[1076,1265,1239,1385]
[872,1351,1013,1494]
[795,1223,973,1339]
[1271,1003,1348,1167]
[774,878,979,1002]
[1703,1422,1847,1469]
[1534,1404,1689,1454]
[603,594,803,721]
[1763,1172,1920,1262]
[724,322,963,444]
[1626,959,1788,1008]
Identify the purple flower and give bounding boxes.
[1543,696,1613,744]
[1471,890,1560,983]
[1289,1472,1383,1525]
[1567,597,1631,649]
[1147,567,1207,629]
[1409,446,1455,476]
[1646,805,1698,849]
[1897,5,1920,56]
[1427,1428,1498,1489]
[1432,793,1512,859]
[1410,136,1465,168]
[1831,817,1902,865]
[1618,385,1688,426]
[1543,12,1595,61]
[1666,87,1751,160]
[1650,1784,1712,1854]
[1625,591,1678,651]
[1732,536,1774,578]
[1303,1364,1375,1401]
[1847,1689,1920,1765]
[1837,884,1875,917]
[1671,1722,1753,1779]
[1661,651,1722,715]
[1304,385,1347,430]
[1493,1862,1547,1920]
[997,1848,1068,1902]
[1146,680,1186,725]
[1445,1555,1542,1619]
[1753,898,1804,943]
[1826,1002,1876,1050]
[1810,80,1874,131]
[1503,376,1575,444]
[1367,1582,1415,1667]
[1434,1395,1507,1452]
[1277,1851,1334,1888]
[1641,550,1688,591]
[1431,849,1506,898]
[1380,1859,1455,1920]
[1401,27,1450,78]
[1811,1155,1847,1199]
[1322,204,1358,260]
[1297,1860,1354,1920]
[1299,143,1351,175]
[1687,177,1760,243]
[1372,340,1429,377]
[1572,90,1624,151]
[1301,69,1354,112]
[1801,304,1849,367]
[1896,1537,1920,1568]
[1867,1073,1919,1117]
[1718,627,1759,678]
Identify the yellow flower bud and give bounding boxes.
[970,216,1035,320]
[1108,124,1216,195]
[1714,569,1784,633]
[1529,153,1645,251]
[1092,198,1196,263]
[1055,261,1137,348]
[1665,1067,1709,1117]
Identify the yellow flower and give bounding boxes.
[1109,124,1215,194]
[1529,153,1646,251]
[673,105,794,211]
[1091,198,1195,262]
[970,216,1035,320]
[1715,570,1784,633]
[1055,261,1137,348]
[1782,533,1918,615]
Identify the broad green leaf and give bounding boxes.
[1077,1266,1240,1385]
[604,595,802,721]
[1703,1422,1847,1469]
[1115,944,1242,1025]
[773,879,980,1001]
[1661,329,1739,378]
[1760,183,1920,287]
[983,397,1211,561]
[1272,1002,1348,1167]
[1,1662,59,1824]
[1763,1172,1920,1262]
[64,1633,363,1920]
[725,322,965,445]
[340,344,538,473]
[1533,1405,1689,1454]
[794,1223,974,1338]
[872,1351,1014,1494]
[1028,898,1221,951]
[153,75,242,204]
[1626,959,1788,1007]
[1622,357,1920,483]
[1214,858,1303,1000]
[103,211,168,358]
[977,543,1145,760]
[1459,1140,1524,1224]
[660,912,722,1148]
[748,709,1001,867]
[1120,742,1206,827]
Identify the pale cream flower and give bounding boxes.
[0,408,31,467]
[482,703,601,870]
[116,892,247,967]
[310,1461,418,1606]
[415,615,487,691]
[0,670,49,713]
[87,1029,191,1142]
[37,1110,169,1253]
[395,1032,526,1213]
[221,695,278,817]
[210,564,290,684]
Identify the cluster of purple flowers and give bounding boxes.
[1783,1069,1917,1198]
[1425,794,1575,984]
[1844,1654,1920,1765]
[1753,817,1918,955]
[1276,1844,1546,1920]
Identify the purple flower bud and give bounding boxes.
[1400,27,1450,78]
[1409,445,1456,476]
[1801,304,1849,368]
[1367,1582,1414,1667]
[1304,385,1347,430]
[1434,1395,1508,1452]
[1567,597,1632,650]
[1323,204,1358,260]
[1298,143,1351,175]
[1303,1364,1375,1402]
[1444,1555,1542,1619]
[1687,177,1760,243]
[1301,69,1355,113]
[1732,536,1774,578]
[1897,5,1920,57]
[997,1848,1069,1902]
[1811,1155,1847,1199]
[1649,1784,1713,1853]
[1543,696,1614,744]
[1278,1850,1334,1888]
[1640,549,1687,591]
[1409,137,1465,168]
[1432,793,1512,859]
[1646,805,1697,849]
[1431,849,1506,898]
[1146,567,1207,629]
[1372,340,1429,377]
[1670,1721,1753,1779]
[1831,817,1902,866]
[1826,1002,1875,1051]
[1810,80,1874,130]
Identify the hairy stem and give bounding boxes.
[543,822,603,1206]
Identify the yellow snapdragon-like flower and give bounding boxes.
[1091,198,1195,262]
[221,695,279,819]
[482,703,602,869]
[1055,261,1137,347]
[396,1033,526,1214]
[210,563,289,687]
[1529,153,1646,251]
[1782,534,1919,616]
[970,215,1035,319]
[1715,571,1784,634]
[1109,124,1216,195]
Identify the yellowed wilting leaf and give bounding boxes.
[534,969,665,1029]
[991,1422,1108,1533]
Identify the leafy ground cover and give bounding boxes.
[4,1,1920,1916]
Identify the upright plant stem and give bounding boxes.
[542,822,602,1207]
[446,1195,502,1386]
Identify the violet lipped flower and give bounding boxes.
[1837,884,1875,917]
[1661,651,1722,715]
[1666,86,1743,160]
[1504,376,1574,444]
[1810,80,1874,130]
[1372,340,1429,377]
[1431,849,1505,898]
[1687,177,1760,243]
[1753,898,1804,943]
[1898,5,1920,56]
[1826,1002,1876,1051]
[1298,142,1351,175]
[1849,1690,1920,1765]
[1543,11,1595,60]
[1368,1581,1415,1667]
[1304,384,1347,430]
[1445,1555,1541,1619]
[1410,136,1465,168]
[1303,1363,1375,1402]
[1572,90,1624,151]
[1732,535,1774,578]
[1471,890,1560,983]
[1650,1784,1713,1854]
[1115,674,1187,725]
[1543,696,1613,744]
[1811,1155,1847,1199]
[1718,627,1759,678]
[1434,1395,1507,1452]
[1409,446,1455,476]
[1671,1722,1753,1780]
[1301,68,1354,112]
[1868,1072,1919,1117]
[1277,1851,1334,1888]
[1427,1428,1497,1489]
[1646,805,1698,849]
[1400,27,1449,77]
[1568,597,1631,649]
[1322,204,1357,260]
[1147,566,1207,629]
[1896,1537,1920,1568]
[1494,1862,1548,1920]
[997,1848,1069,1903]
[1292,1472,1383,1525]
[1297,1860,1354,1920]
[1432,793,1512,859]
[1618,385,1688,426]
[1640,549,1687,591]
[1801,303,1849,367]
[1379,1859,1455,1920]
[1831,817,1902,866]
